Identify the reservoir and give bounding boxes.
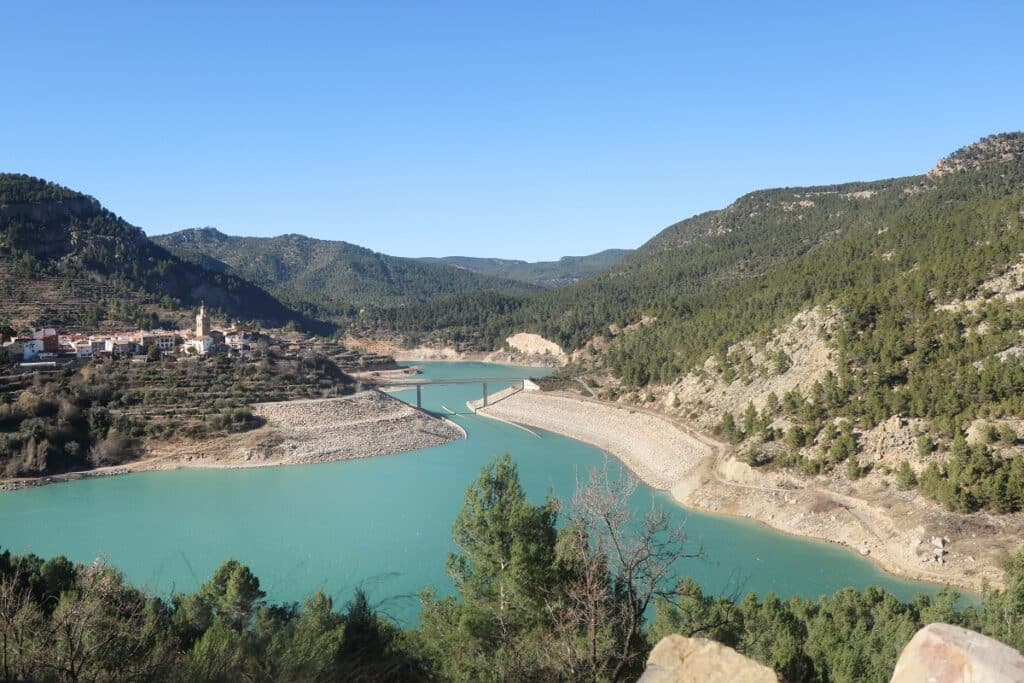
[0,362,951,625]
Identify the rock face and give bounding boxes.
[890,623,1024,683]
[505,332,564,357]
[638,635,778,683]
[659,308,838,431]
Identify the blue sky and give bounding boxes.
[3,2,1022,260]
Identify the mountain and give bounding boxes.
[419,249,633,289]
[368,133,1024,378]
[153,229,542,317]
[0,174,313,333]
[366,133,1024,515]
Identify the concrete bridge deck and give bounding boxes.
[373,377,535,409]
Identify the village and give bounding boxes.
[0,304,252,366]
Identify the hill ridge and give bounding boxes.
[0,174,316,333]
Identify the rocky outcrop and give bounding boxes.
[929,132,1024,179]
[388,344,566,367]
[936,254,1024,312]
[639,625,1024,683]
[890,623,1024,683]
[652,308,839,431]
[505,332,564,357]
[638,635,778,683]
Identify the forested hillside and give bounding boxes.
[0,175,313,333]
[153,228,540,319]
[364,172,931,353]
[420,248,632,288]
[369,133,1024,380]
[363,134,1024,516]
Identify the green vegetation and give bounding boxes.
[0,175,317,332]
[0,348,352,477]
[366,133,1024,514]
[527,135,1024,512]
[375,134,1024,397]
[154,228,541,318]
[0,551,421,682]
[420,249,633,289]
[356,290,527,351]
[4,455,1024,682]
[917,438,1024,512]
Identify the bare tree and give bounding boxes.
[0,564,45,682]
[549,462,702,681]
[0,559,170,682]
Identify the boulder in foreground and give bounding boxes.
[890,622,1024,683]
[638,634,778,683]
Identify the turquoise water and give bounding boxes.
[0,362,951,625]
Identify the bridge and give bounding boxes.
[372,377,536,410]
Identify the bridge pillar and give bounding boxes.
[416,384,422,409]
[482,382,488,407]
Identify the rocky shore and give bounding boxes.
[478,390,1007,593]
[1,391,463,491]
[394,347,566,368]
[249,391,463,464]
[344,333,567,368]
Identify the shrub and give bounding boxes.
[895,460,917,490]
[87,432,141,467]
[999,424,1018,444]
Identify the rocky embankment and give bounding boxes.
[1,391,463,491]
[395,347,565,367]
[561,306,1024,591]
[243,391,463,464]
[477,388,1011,592]
[142,390,464,468]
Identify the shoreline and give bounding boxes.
[477,390,1005,594]
[393,350,566,369]
[2,358,1004,595]
[0,391,464,493]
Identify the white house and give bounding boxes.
[105,338,135,358]
[22,339,45,360]
[224,330,250,351]
[136,330,178,353]
[185,336,214,356]
[74,341,94,358]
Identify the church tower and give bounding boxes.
[196,302,210,338]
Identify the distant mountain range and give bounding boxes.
[5,130,1024,406]
[0,173,624,335]
[419,250,633,289]
[151,229,543,318]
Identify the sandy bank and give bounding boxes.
[478,392,709,488]
[0,391,463,492]
[478,391,999,593]
[395,347,566,368]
